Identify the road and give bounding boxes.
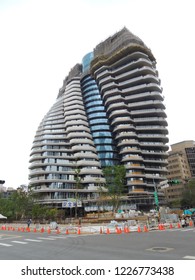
[0,227,195,260]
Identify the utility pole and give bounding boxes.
[153,177,159,211]
[74,162,82,219]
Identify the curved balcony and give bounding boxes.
[67,132,92,139]
[118,139,139,147]
[66,126,90,133]
[73,152,98,160]
[115,65,157,81]
[122,83,162,95]
[131,108,167,118]
[115,131,138,140]
[104,95,125,107]
[102,88,122,100]
[65,114,87,122]
[113,124,135,133]
[121,155,143,163]
[109,109,129,119]
[119,74,159,89]
[106,102,128,114]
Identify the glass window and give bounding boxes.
[92,131,112,137]
[86,106,105,113]
[85,100,103,108]
[96,145,114,151]
[94,138,113,144]
[98,152,115,159]
[83,90,100,98]
[90,125,110,131]
[88,112,107,119]
[89,118,107,125]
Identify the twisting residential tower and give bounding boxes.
[29,27,169,212]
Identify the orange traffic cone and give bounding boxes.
[162,224,165,230]
[170,223,173,229]
[47,228,51,234]
[177,222,181,228]
[77,228,81,235]
[124,226,128,233]
[189,220,193,227]
[18,227,21,232]
[124,226,130,233]
[12,227,15,231]
[159,224,164,230]
[40,227,44,233]
[65,229,69,235]
[33,228,37,233]
[137,225,141,233]
[106,228,110,234]
[144,225,148,232]
[115,227,120,234]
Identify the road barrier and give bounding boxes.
[1,220,194,236]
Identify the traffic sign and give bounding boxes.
[154,191,159,206]
[62,200,82,208]
[62,201,74,208]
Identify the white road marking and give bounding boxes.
[183,255,195,260]
[24,239,42,242]
[11,241,28,244]
[50,236,68,239]
[166,229,181,231]
[0,243,12,247]
[37,237,56,240]
[181,228,194,232]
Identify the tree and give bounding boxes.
[0,195,14,220]
[180,179,195,208]
[11,190,33,220]
[74,166,82,218]
[103,165,126,213]
[45,208,58,221]
[32,204,47,221]
[0,190,33,220]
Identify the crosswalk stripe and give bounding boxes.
[12,241,28,244]
[181,228,194,232]
[50,236,68,239]
[37,237,56,240]
[0,243,12,247]
[183,255,195,260]
[24,239,42,242]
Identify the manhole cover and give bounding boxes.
[146,247,174,252]
[152,247,167,251]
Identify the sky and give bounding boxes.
[0,0,195,189]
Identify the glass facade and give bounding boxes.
[81,53,118,167]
